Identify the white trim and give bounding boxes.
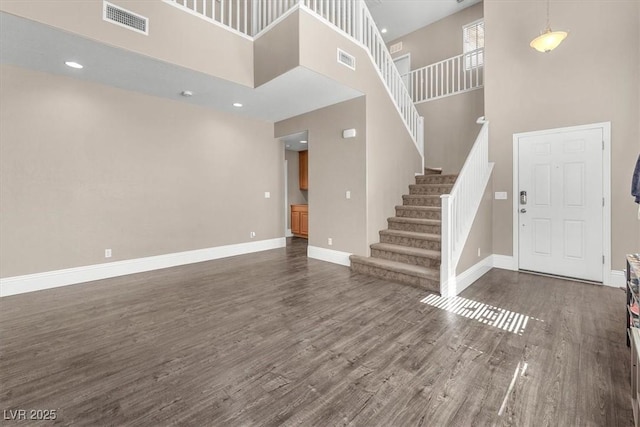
[286,229,294,237]
[606,270,626,288]
[512,122,611,284]
[492,254,516,271]
[284,158,289,236]
[413,86,483,105]
[454,256,493,294]
[0,238,286,297]
[307,246,351,267]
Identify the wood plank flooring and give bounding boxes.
[0,238,633,426]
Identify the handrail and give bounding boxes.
[403,48,484,104]
[300,0,423,156]
[440,118,493,297]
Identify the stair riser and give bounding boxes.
[388,221,441,234]
[403,196,442,207]
[395,208,441,220]
[415,176,457,185]
[370,249,440,268]
[409,185,453,195]
[380,234,441,251]
[351,261,439,292]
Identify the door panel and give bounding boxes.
[518,128,603,282]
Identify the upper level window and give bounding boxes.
[463,20,484,69]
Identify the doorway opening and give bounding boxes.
[280,131,309,248]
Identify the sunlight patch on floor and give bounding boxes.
[420,294,543,335]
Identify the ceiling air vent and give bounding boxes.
[390,42,403,54]
[103,1,149,35]
[337,48,356,70]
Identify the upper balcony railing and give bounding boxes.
[164,0,424,158]
[403,48,484,104]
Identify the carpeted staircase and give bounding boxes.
[350,170,457,293]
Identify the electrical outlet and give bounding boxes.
[328,238,333,246]
[105,249,112,258]
[477,248,481,257]
[264,192,271,199]
[346,191,351,199]
[250,231,256,238]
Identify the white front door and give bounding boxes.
[518,128,603,282]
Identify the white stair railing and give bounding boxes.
[164,0,252,36]
[164,0,424,158]
[440,118,494,297]
[301,0,423,155]
[404,48,484,104]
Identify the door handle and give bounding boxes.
[520,208,527,213]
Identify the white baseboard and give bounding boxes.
[285,229,293,237]
[492,255,516,271]
[606,270,625,288]
[0,238,286,297]
[307,246,351,267]
[454,256,494,295]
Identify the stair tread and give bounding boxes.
[409,184,453,188]
[350,255,439,279]
[380,229,441,240]
[388,217,441,225]
[370,243,441,259]
[418,174,458,178]
[395,205,440,210]
[403,194,441,198]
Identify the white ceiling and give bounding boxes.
[0,12,363,123]
[365,0,482,42]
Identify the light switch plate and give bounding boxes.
[495,192,508,200]
[264,192,271,199]
[346,191,351,199]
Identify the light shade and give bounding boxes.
[530,29,568,52]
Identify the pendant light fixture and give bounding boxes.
[530,0,568,53]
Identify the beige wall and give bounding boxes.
[0,65,283,278]
[275,97,368,255]
[285,149,308,230]
[387,3,485,174]
[457,175,493,274]
[0,0,254,87]
[297,11,422,250]
[388,2,483,69]
[254,10,299,87]
[485,0,640,270]
[418,90,484,174]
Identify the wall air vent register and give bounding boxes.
[337,48,356,70]
[103,1,149,35]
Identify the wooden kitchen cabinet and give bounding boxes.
[291,204,308,238]
[299,150,308,190]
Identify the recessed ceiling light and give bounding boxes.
[286,144,291,148]
[233,103,243,108]
[65,61,83,69]
[300,140,308,144]
[381,28,388,34]
[181,90,193,97]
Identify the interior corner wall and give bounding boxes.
[0,0,254,87]
[387,2,484,175]
[275,97,368,256]
[254,10,300,87]
[297,10,422,252]
[387,2,483,69]
[417,90,484,174]
[484,0,640,270]
[0,65,283,279]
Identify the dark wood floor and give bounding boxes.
[0,238,632,426]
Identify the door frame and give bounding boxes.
[511,121,611,282]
